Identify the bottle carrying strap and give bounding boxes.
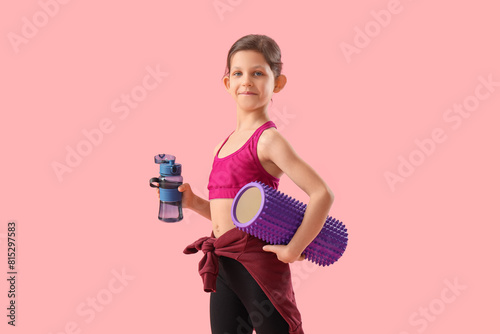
[149,178,182,189]
[149,178,183,202]
[149,177,161,188]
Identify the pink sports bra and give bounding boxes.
[207,121,280,200]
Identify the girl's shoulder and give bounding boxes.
[213,140,224,158]
[258,127,293,156]
[259,126,286,145]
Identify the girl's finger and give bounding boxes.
[179,183,190,192]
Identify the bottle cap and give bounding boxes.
[154,154,182,176]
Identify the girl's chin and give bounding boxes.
[237,104,267,111]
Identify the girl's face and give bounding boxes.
[224,50,284,113]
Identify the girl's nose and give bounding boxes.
[242,74,253,86]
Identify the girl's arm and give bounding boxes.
[178,183,212,221]
[259,130,334,263]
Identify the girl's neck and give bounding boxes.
[235,107,271,132]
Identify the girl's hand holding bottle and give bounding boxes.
[155,183,195,210]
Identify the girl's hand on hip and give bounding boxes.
[262,244,306,264]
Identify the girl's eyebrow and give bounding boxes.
[232,65,266,70]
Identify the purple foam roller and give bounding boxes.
[231,181,348,266]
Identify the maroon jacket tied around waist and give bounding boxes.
[183,228,304,334]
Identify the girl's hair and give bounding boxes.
[223,34,283,80]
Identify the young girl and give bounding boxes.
[179,34,334,334]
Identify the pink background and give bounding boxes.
[1,0,499,333]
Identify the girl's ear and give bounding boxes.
[223,76,230,91]
[273,75,287,93]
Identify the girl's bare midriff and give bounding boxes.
[210,198,237,238]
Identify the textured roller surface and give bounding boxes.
[231,181,348,266]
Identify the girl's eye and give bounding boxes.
[232,71,263,77]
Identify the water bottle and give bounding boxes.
[149,154,183,222]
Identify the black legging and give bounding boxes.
[210,256,290,334]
